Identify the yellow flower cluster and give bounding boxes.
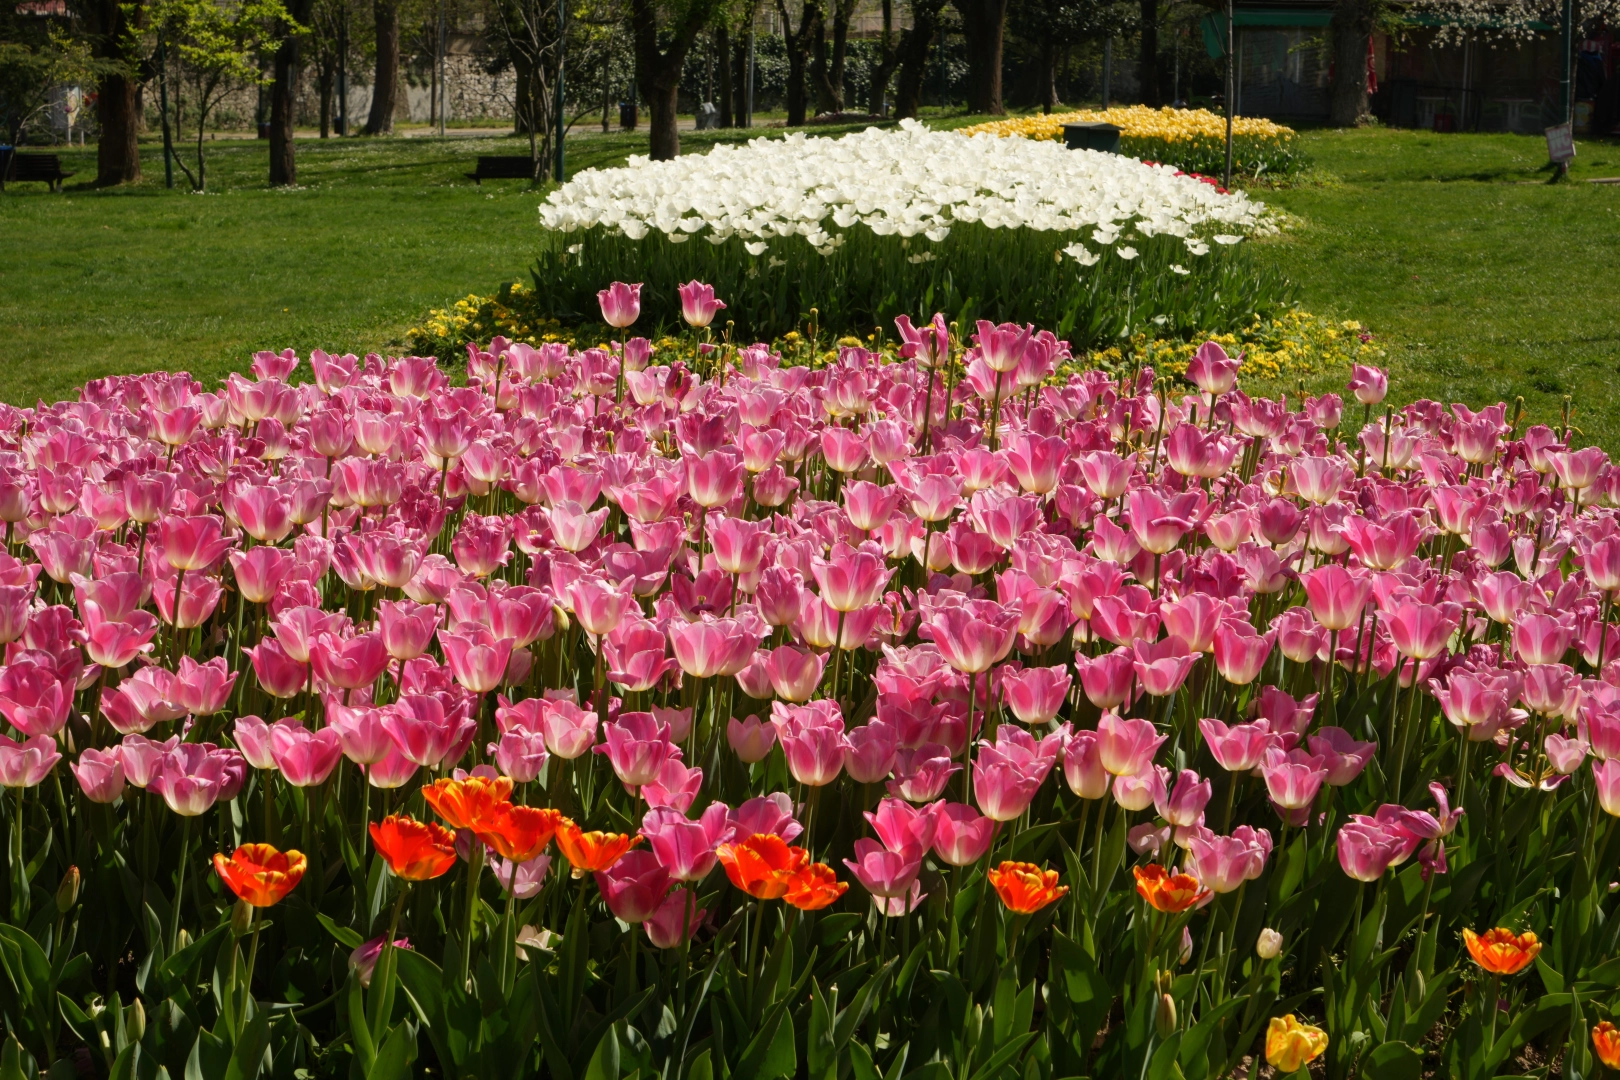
[962,106,1294,145]
[406,283,569,359]
[1076,309,1384,385]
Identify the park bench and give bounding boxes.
[0,151,74,192]
[465,155,541,185]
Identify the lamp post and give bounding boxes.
[1223,0,1234,190]
[554,0,566,181]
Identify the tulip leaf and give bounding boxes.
[965,1031,1037,1080]
[316,913,365,952]
[345,973,376,1075]
[847,1039,878,1080]
[220,1009,270,1080]
[807,979,835,1079]
[817,914,862,949]
[1359,1040,1422,1080]
[366,1019,417,1080]
[1,1034,32,1080]
[686,1048,713,1080]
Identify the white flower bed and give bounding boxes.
[539,120,1270,262]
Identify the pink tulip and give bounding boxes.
[1299,565,1372,632]
[1336,820,1405,881]
[1156,769,1212,827]
[1347,364,1388,405]
[845,721,899,784]
[309,632,389,692]
[669,616,757,680]
[645,889,708,949]
[118,734,177,788]
[930,801,997,865]
[776,707,847,788]
[642,804,731,882]
[643,757,704,810]
[762,645,827,703]
[811,545,893,613]
[595,851,671,923]
[152,572,224,629]
[149,744,237,816]
[1198,718,1275,772]
[159,515,232,572]
[1513,613,1575,667]
[383,695,472,769]
[1132,637,1198,697]
[1307,727,1377,786]
[379,600,440,662]
[926,601,1020,675]
[727,793,803,842]
[365,746,421,789]
[0,733,62,788]
[71,746,125,803]
[567,576,634,639]
[888,744,961,802]
[1001,665,1072,725]
[1213,621,1273,685]
[1384,601,1460,660]
[844,839,923,898]
[1096,713,1166,777]
[1112,765,1168,811]
[0,661,73,737]
[451,514,511,578]
[438,626,514,694]
[677,281,725,328]
[597,281,642,329]
[1594,758,1620,816]
[269,719,343,787]
[1187,831,1270,893]
[1187,340,1241,396]
[233,714,277,769]
[1074,648,1136,710]
[172,656,237,716]
[1061,731,1110,799]
[726,715,777,763]
[1260,747,1327,810]
[539,699,598,759]
[245,638,309,699]
[1545,733,1588,774]
[489,854,551,899]
[594,712,678,788]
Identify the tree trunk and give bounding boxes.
[810,18,834,114]
[95,73,141,185]
[364,0,400,134]
[867,0,899,114]
[777,0,819,125]
[318,62,333,137]
[1329,0,1374,126]
[269,0,312,186]
[953,0,1008,114]
[893,0,940,119]
[1138,0,1160,105]
[716,22,733,125]
[1040,36,1057,112]
[631,0,715,159]
[87,0,142,185]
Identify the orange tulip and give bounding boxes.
[213,843,307,907]
[1594,1021,1620,1069]
[1463,927,1542,975]
[555,818,640,874]
[370,814,458,881]
[716,833,809,900]
[422,775,514,831]
[988,861,1069,914]
[475,804,563,863]
[784,862,848,911]
[1133,864,1210,914]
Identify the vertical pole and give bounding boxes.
[439,0,447,136]
[1223,0,1233,190]
[555,0,566,180]
[1559,0,1573,125]
[1102,36,1112,107]
[158,37,175,188]
[746,23,755,126]
[337,6,348,135]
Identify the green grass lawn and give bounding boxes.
[3,117,1619,444]
[1254,128,1620,445]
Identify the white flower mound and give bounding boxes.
[539,119,1270,259]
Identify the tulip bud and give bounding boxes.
[1178,925,1194,966]
[176,929,191,950]
[231,899,253,936]
[56,866,81,913]
[551,604,571,634]
[125,998,145,1043]
[1154,993,1177,1039]
[1256,928,1283,959]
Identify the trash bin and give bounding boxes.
[1063,122,1121,154]
[619,102,638,131]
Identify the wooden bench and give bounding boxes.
[0,151,74,192]
[465,155,541,184]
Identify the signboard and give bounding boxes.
[1546,121,1576,165]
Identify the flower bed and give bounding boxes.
[529,120,1292,342]
[3,291,1617,1080]
[961,106,1304,178]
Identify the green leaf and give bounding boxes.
[1360,1041,1422,1080]
[317,913,365,952]
[808,980,835,1080]
[848,1040,879,1080]
[221,1009,270,1080]
[366,1020,417,1080]
[966,1032,1038,1080]
[686,1049,713,1080]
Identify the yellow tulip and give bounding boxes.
[1265,1015,1328,1072]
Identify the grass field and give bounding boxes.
[3,116,1619,444]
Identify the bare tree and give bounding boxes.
[629,0,718,158]
[893,0,944,118]
[490,0,561,180]
[775,0,820,124]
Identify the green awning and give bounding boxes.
[1201,9,1332,57]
